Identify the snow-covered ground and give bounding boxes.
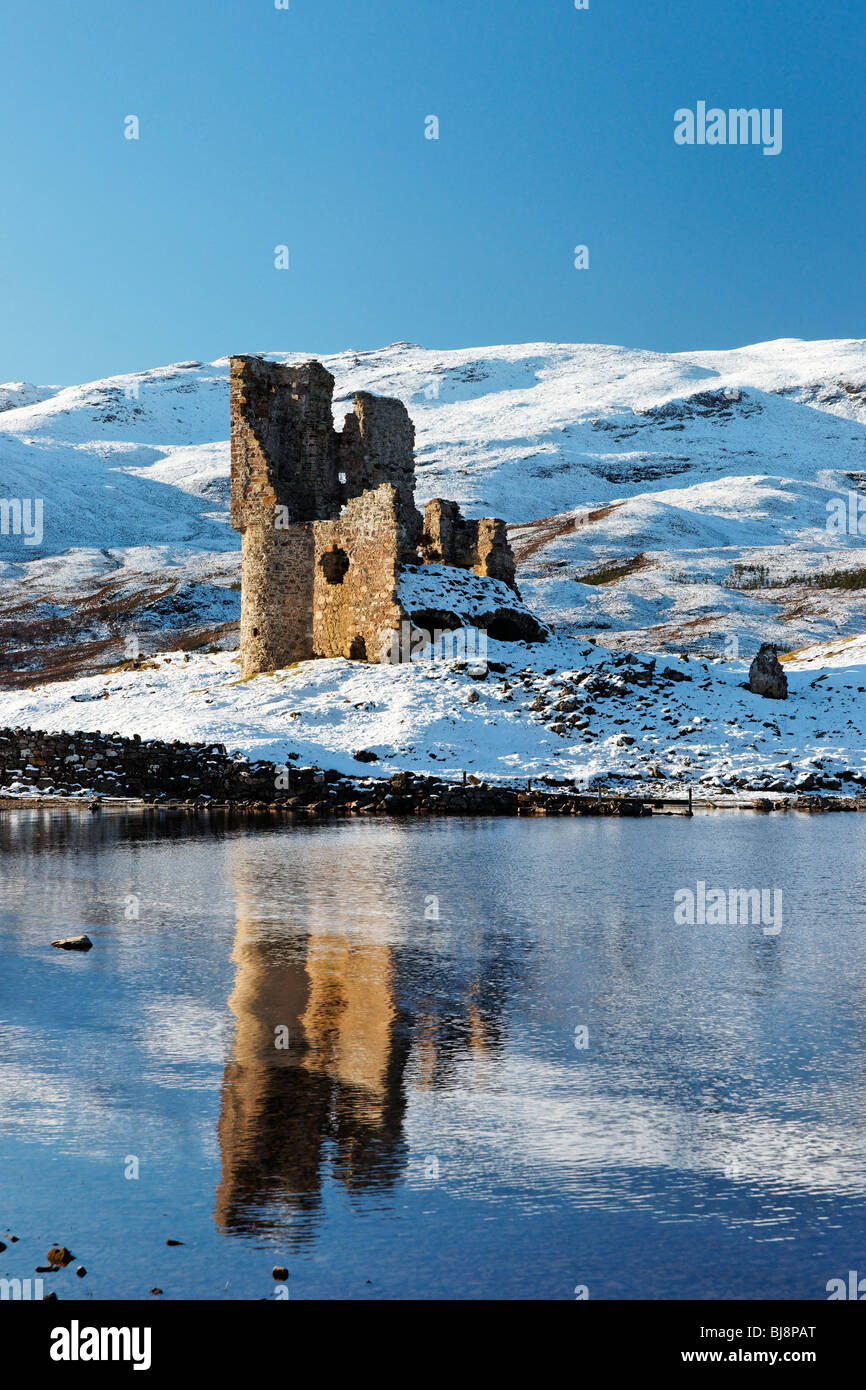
[0,337,863,790]
[0,635,862,795]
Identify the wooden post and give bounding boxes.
[687,785,693,816]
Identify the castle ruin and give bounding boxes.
[230,355,541,676]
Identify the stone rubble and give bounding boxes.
[1,725,863,816]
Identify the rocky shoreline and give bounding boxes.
[1,727,864,817]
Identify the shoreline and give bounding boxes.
[2,725,864,820]
[2,790,864,817]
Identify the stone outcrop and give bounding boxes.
[397,562,547,649]
[749,643,788,700]
[230,356,532,675]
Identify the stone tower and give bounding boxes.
[230,357,339,673]
[230,355,421,675]
[230,354,529,676]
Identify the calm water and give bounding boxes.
[1,808,865,1301]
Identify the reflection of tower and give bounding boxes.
[215,832,519,1243]
[215,845,410,1239]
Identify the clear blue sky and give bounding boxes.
[1,0,863,384]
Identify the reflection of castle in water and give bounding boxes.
[215,838,515,1240]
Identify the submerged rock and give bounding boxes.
[749,644,788,700]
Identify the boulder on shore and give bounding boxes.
[749,644,788,700]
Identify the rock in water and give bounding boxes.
[47,1246,74,1267]
[749,644,788,700]
[51,935,93,951]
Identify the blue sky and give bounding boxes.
[1,0,863,383]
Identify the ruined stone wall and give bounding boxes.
[473,517,517,589]
[420,499,468,567]
[239,524,315,674]
[231,355,341,675]
[338,393,421,556]
[312,485,405,662]
[230,355,530,674]
[231,355,424,674]
[230,356,341,528]
[421,499,517,591]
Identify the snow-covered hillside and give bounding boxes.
[0,635,863,796]
[1,337,865,684]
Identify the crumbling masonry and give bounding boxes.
[230,355,538,676]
